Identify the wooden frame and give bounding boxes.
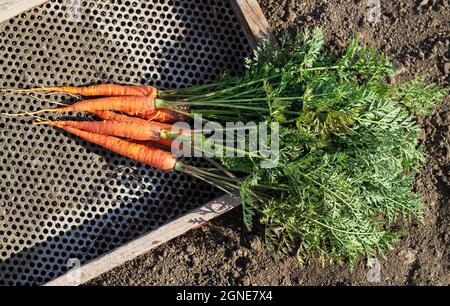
[230,0,271,48]
[0,0,49,23]
[0,0,271,286]
[46,195,240,286]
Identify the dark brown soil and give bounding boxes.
[88,0,449,286]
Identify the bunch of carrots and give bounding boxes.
[1,83,246,193]
[4,84,180,168]
[2,28,447,264]
[1,59,298,191]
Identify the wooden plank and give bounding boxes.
[0,0,49,23]
[45,195,240,286]
[230,0,271,48]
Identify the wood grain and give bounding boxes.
[45,195,240,286]
[0,0,48,23]
[230,0,271,48]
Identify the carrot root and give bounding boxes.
[35,120,173,147]
[90,110,174,129]
[90,108,186,123]
[91,110,149,124]
[142,107,190,122]
[33,96,160,117]
[1,109,54,116]
[1,84,158,97]
[38,123,179,171]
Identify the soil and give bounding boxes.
[88,0,449,286]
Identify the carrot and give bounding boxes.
[92,108,187,124]
[33,96,164,117]
[89,111,191,136]
[143,107,189,122]
[1,84,157,97]
[37,120,174,147]
[34,124,235,195]
[4,91,190,122]
[90,110,151,124]
[89,110,176,134]
[42,124,179,171]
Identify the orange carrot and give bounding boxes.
[39,96,163,117]
[89,110,176,133]
[90,110,151,124]
[1,84,193,122]
[143,107,189,122]
[3,84,157,97]
[90,111,191,136]
[92,108,187,124]
[38,120,174,147]
[45,125,178,171]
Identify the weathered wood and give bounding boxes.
[230,0,271,48]
[45,195,240,286]
[0,0,48,23]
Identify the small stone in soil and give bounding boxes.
[242,276,251,286]
[184,244,195,255]
[191,257,200,267]
[419,0,429,7]
[250,237,263,251]
[443,62,450,74]
[399,249,417,265]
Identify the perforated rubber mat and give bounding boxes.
[0,0,249,285]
